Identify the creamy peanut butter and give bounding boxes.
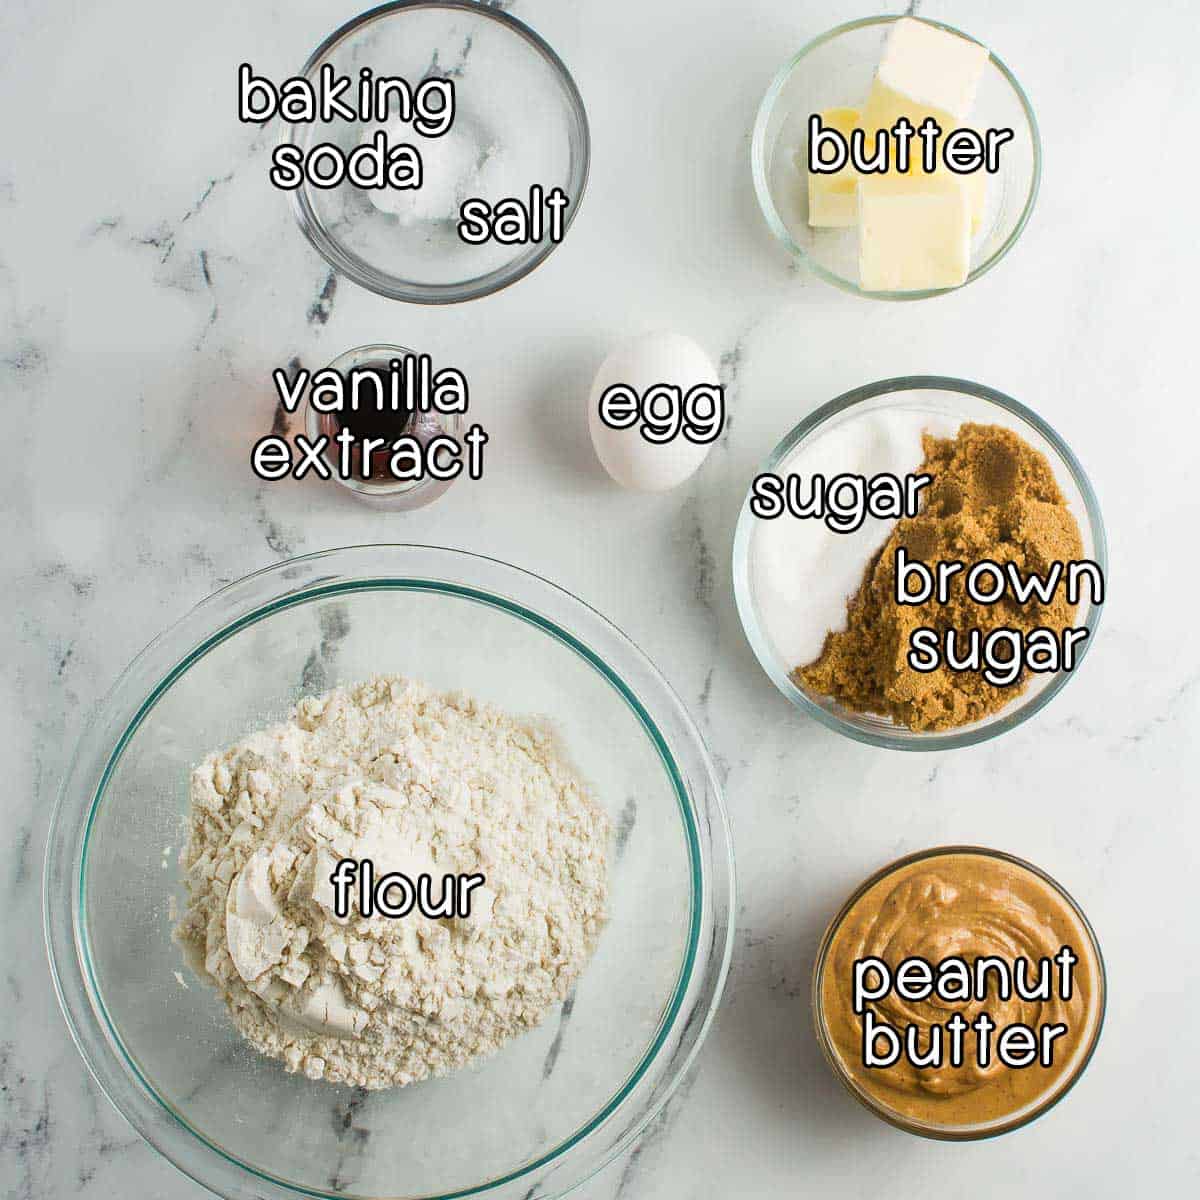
[816,848,1103,1134]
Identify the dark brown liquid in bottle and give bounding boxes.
[319,364,420,481]
[336,366,413,442]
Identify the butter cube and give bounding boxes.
[894,158,987,234]
[862,17,989,135]
[807,106,860,228]
[963,168,986,235]
[858,173,970,292]
[859,79,955,155]
[857,19,989,237]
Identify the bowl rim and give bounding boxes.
[44,544,735,1200]
[750,13,1042,301]
[283,0,591,305]
[731,376,1108,751]
[810,844,1107,1140]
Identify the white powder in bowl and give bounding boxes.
[173,676,609,1090]
[367,120,499,225]
[751,409,960,670]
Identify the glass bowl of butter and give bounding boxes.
[751,15,1040,299]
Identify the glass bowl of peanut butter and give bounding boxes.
[812,846,1105,1139]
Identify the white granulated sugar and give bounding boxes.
[173,676,609,1090]
[751,408,960,668]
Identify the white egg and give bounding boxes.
[587,332,721,492]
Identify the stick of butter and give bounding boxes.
[858,173,970,292]
[807,107,861,228]
[860,16,989,138]
[856,17,990,281]
[961,168,986,236]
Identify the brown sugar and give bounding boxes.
[795,423,1083,731]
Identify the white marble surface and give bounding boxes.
[5,0,1199,1195]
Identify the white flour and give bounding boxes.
[173,676,609,1090]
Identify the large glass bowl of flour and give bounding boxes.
[45,545,734,1200]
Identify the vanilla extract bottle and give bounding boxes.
[305,344,467,510]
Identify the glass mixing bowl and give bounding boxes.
[285,2,590,304]
[751,16,1040,299]
[732,378,1107,751]
[45,546,734,1199]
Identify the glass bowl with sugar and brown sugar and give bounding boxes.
[732,377,1107,751]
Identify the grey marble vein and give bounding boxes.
[4,1,1200,1199]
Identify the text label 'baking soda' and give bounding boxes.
[241,64,570,246]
